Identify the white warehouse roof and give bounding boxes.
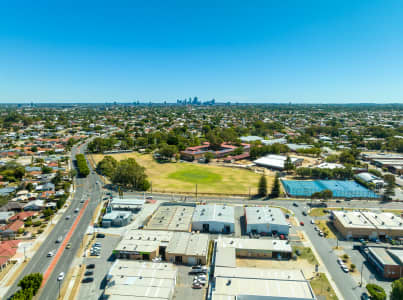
[192,204,234,225]
[245,206,288,226]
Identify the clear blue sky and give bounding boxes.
[1,0,403,103]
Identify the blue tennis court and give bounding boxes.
[282,179,380,199]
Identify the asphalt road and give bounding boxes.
[292,205,364,300]
[5,142,103,300]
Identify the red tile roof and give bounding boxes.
[5,220,24,232]
[9,211,36,221]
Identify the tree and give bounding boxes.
[270,174,280,198]
[96,156,118,178]
[258,175,267,197]
[41,165,52,174]
[157,144,178,160]
[111,158,150,191]
[204,152,214,163]
[51,171,62,185]
[233,147,244,156]
[206,133,223,151]
[75,154,90,177]
[384,183,395,200]
[322,189,333,200]
[390,278,403,300]
[12,273,43,300]
[366,284,386,300]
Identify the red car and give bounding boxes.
[300,221,304,226]
[279,234,285,240]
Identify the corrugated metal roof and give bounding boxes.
[192,204,234,224]
[245,207,288,226]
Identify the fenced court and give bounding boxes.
[281,179,380,199]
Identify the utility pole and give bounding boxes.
[249,186,251,200]
[195,184,198,202]
[151,181,153,194]
[58,279,61,298]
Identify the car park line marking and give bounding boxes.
[41,198,89,287]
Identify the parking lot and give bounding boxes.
[172,265,207,300]
[78,235,121,300]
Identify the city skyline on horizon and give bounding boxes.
[1,1,403,103]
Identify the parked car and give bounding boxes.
[310,220,315,224]
[96,233,105,238]
[65,215,70,220]
[74,208,79,213]
[84,271,94,276]
[293,202,299,207]
[302,211,307,216]
[57,272,65,281]
[337,258,343,265]
[56,236,63,243]
[47,250,55,257]
[361,292,369,300]
[319,231,324,237]
[300,221,304,226]
[86,264,95,269]
[189,268,207,275]
[279,234,285,240]
[66,243,71,249]
[192,283,202,289]
[341,266,349,273]
[82,277,94,283]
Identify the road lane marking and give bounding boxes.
[41,198,90,287]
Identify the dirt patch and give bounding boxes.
[236,258,316,278]
[6,260,28,287]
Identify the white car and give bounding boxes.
[65,215,70,220]
[47,251,54,257]
[341,266,349,273]
[337,258,343,265]
[310,220,315,224]
[74,208,79,213]
[57,272,65,281]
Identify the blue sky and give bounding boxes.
[1,0,403,103]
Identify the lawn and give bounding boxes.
[315,220,337,239]
[293,246,318,265]
[310,273,338,300]
[90,152,273,196]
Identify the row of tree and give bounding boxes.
[97,156,150,191]
[250,143,289,160]
[75,154,90,177]
[11,273,43,300]
[296,167,354,180]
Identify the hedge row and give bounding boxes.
[75,154,90,177]
[11,273,43,300]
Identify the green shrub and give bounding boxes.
[366,283,386,300]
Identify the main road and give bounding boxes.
[5,142,103,300]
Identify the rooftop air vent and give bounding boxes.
[218,212,222,216]
[258,217,261,220]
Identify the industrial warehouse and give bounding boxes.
[367,247,403,279]
[114,229,210,265]
[192,204,235,233]
[146,204,195,232]
[332,211,403,239]
[216,236,292,259]
[244,206,289,235]
[165,231,209,265]
[104,260,177,300]
[211,266,317,300]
